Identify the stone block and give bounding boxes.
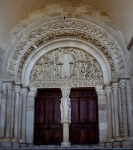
[28,143,34,148]
[12,142,20,148]
[113,141,121,148]
[20,143,27,148]
[106,142,113,148]
[0,141,12,148]
[61,142,71,147]
[122,140,133,148]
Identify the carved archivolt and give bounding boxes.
[30,48,103,88]
[7,17,126,82]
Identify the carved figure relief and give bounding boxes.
[30,47,103,88]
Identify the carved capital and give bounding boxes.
[22,88,29,95]
[111,83,118,91]
[15,85,21,93]
[95,86,104,95]
[28,88,38,97]
[104,86,111,94]
[61,87,71,98]
[119,80,126,89]
[7,83,14,91]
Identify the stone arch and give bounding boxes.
[4,15,129,84]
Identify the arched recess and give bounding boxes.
[22,38,110,86]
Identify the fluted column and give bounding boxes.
[119,80,129,139]
[19,86,29,143]
[105,86,114,141]
[111,83,122,141]
[12,84,21,142]
[60,87,71,147]
[3,82,14,141]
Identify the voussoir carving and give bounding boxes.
[7,17,126,82]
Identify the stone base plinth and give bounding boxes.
[106,142,113,148]
[122,140,133,148]
[20,143,28,148]
[12,142,19,148]
[113,141,121,148]
[61,142,71,147]
[0,141,12,148]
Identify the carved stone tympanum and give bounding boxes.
[30,47,103,88]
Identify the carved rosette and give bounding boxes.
[119,80,128,137]
[60,87,71,123]
[7,83,14,91]
[28,88,38,97]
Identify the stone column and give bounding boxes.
[60,87,71,147]
[95,86,107,145]
[105,86,114,142]
[19,86,29,143]
[12,83,21,142]
[3,82,14,141]
[119,80,129,139]
[111,83,122,141]
[26,88,37,147]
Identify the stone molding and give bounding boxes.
[119,80,128,138]
[5,16,128,83]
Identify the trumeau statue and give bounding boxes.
[60,87,71,123]
[30,47,103,88]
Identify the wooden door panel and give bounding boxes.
[54,100,61,123]
[36,100,44,123]
[34,89,62,145]
[71,99,78,123]
[70,89,98,144]
[80,99,87,122]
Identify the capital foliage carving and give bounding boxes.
[7,17,126,82]
[15,85,21,93]
[104,86,111,94]
[7,83,14,91]
[60,87,71,123]
[28,88,38,97]
[22,88,29,95]
[111,83,118,91]
[95,86,105,95]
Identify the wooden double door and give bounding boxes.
[34,89,98,145]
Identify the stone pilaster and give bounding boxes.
[111,83,122,141]
[60,87,71,147]
[119,80,129,139]
[26,88,37,145]
[3,82,14,141]
[19,86,29,143]
[95,86,107,144]
[12,83,21,142]
[105,86,114,142]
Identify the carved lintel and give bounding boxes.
[28,88,38,97]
